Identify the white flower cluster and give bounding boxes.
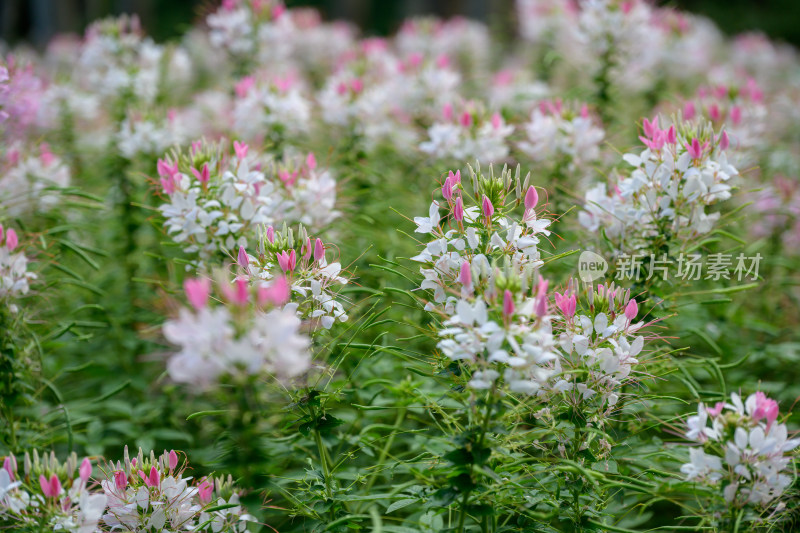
[579,116,737,253]
[77,15,192,105]
[164,277,311,388]
[231,73,312,142]
[412,165,550,314]
[680,78,767,166]
[437,293,560,395]
[682,392,799,508]
[157,141,338,265]
[115,110,192,160]
[0,143,70,216]
[518,100,605,176]
[554,282,645,407]
[207,0,294,68]
[419,103,513,163]
[0,225,35,308]
[1,447,254,533]
[243,225,349,330]
[0,451,106,533]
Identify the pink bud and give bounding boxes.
[233,140,248,159]
[441,176,453,200]
[306,152,317,170]
[435,54,450,68]
[314,238,324,262]
[168,450,178,471]
[624,298,638,320]
[706,402,724,417]
[451,169,461,184]
[237,246,249,271]
[114,471,127,489]
[708,103,721,122]
[683,101,696,120]
[234,76,254,98]
[481,195,494,221]
[666,125,677,144]
[491,112,502,130]
[459,261,472,286]
[502,290,515,317]
[642,116,658,138]
[160,175,176,195]
[460,111,473,128]
[535,295,547,316]
[524,186,538,211]
[753,392,779,429]
[198,478,214,504]
[6,228,18,251]
[79,458,92,482]
[147,466,160,488]
[40,474,61,498]
[453,195,464,222]
[191,163,210,185]
[442,103,453,121]
[554,291,576,318]
[719,130,730,151]
[3,457,15,481]
[686,138,703,159]
[233,278,248,305]
[0,224,4,242]
[184,278,211,310]
[730,105,742,125]
[257,276,290,306]
[580,104,589,118]
[350,78,364,93]
[266,226,275,244]
[277,251,294,272]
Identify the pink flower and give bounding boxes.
[460,111,473,128]
[642,116,659,138]
[706,402,724,417]
[624,298,638,320]
[491,112,502,130]
[276,250,297,272]
[524,186,538,211]
[752,392,779,429]
[459,261,472,286]
[6,228,18,251]
[266,225,275,244]
[502,290,515,317]
[184,278,211,310]
[79,458,92,482]
[233,140,248,159]
[535,295,547,317]
[306,152,317,170]
[709,103,721,122]
[234,76,254,98]
[350,78,364,93]
[140,466,160,488]
[685,138,708,159]
[191,163,210,185]
[554,291,576,318]
[39,474,61,498]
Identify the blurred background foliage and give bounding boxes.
[3,0,800,48]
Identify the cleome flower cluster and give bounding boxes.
[0,447,253,532]
[682,392,799,508]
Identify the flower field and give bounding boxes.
[2,0,800,531]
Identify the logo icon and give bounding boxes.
[577,251,608,282]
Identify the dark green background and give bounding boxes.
[2,1,800,48]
